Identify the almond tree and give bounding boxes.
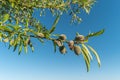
[0,0,104,72]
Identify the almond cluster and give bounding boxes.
[53,34,86,55]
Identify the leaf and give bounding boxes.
[37,38,44,43]
[25,19,29,28]
[86,29,105,38]
[52,40,57,53]
[8,44,12,49]
[81,48,90,72]
[23,38,29,53]
[6,24,16,30]
[87,45,101,67]
[24,46,28,53]
[11,2,15,8]
[0,33,2,42]
[84,6,91,14]
[76,32,80,36]
[82,44,93,60]
[13,44,18,52]
[3,14,9,23]
[43,32,50,39]
[84,38,88,43]
[29,42,34,52]
[3,38,9,43]
[49,15,60,34]
[0,26,12,32]
[52,34,60,37]
[18,42,22,55]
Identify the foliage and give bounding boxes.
[0,0,104,71]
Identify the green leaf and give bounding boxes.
[84,6,91,14]
[76,32,80,36]
[49,15,60,34]
[0,26,12,32]
[8,44,12,49]
[52,40,57,53]
[3,14,10,23]
[0,33,2,42]
[52,34,60,37]
[13,44,18,52]
[6,24,16,30]
[18,43,22,55]
[37,38,44,43]
[86,29,105,38]
[29,42,34,52]
[11,2,15,8]
[82,44,93,60]
[25,19,29,28]
[81,48,90,72]
[24,46,28,53]
[87,45,101,67]
[84,38,88,43]
[31,47,34,52]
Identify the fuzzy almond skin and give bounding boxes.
[59,46,67,54]
[74,45,81,55]
[68,40,74,46]
[59,34,67,41]
[68,40,74,50]
[54,40,62,47]
[69,45,74,51]
[37,33,45,38]
[75,35,84,41]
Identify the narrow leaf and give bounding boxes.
[37,38,44,43]
[52,40,57,53]
[87,45,101,67]
[8,44,12,49]
[13,44,18,52]
[29,42,34,52]
[86,29,104,38]
[82,44,93,60]
[84,6,91,14]
[81,48,90,72]
[49,15,60,33]
[3,14,9,23]
[18,43,22,55]
[24,46,28,53]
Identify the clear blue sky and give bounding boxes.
[0,0,120,80]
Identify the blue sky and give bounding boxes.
[0,0,120,80]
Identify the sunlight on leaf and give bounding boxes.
[3,14,9,23]
[82,44,93,60]
[81,47,90,72]
[87,45,101,67]
[86,29,104,38]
